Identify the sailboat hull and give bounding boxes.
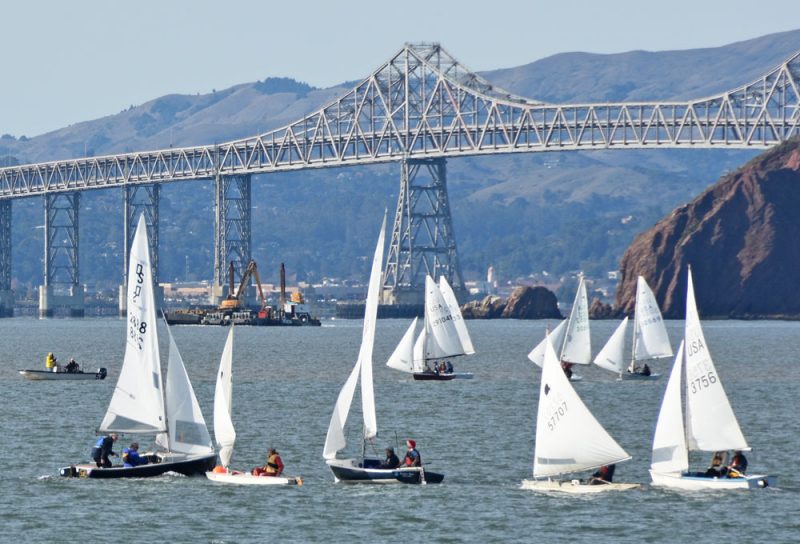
[619,372,661,381]
[413,371,456,381]
[327,459,444,484]
[60,453,216,479]
[649,470,775,490]
[520,479,639,493]
[206,470,301,486]
[19,369,107,381]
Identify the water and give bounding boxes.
[0,317,797,543]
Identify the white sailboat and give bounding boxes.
[521,335,638,493]
[648,267,775,490]
[60,214,215,479]
[386,276,475,381]
[594,276,671,380]
[206,327,300,485]
[324,215,443,484]
[528,277,590,381]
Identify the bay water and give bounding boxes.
[0,317,796,543]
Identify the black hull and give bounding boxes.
[329,462,443,484]
[60,454,216,479]
[413,372,455,381]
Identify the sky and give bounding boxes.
[2,0,800,138]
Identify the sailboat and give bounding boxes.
[205,327,301,485]
[527,277,590,381]
[324,215,444,484]
[387,276,475,381]
[594,276,671,380]
[60,214,215,479]
[521,334,638,493]
[648,267,775,490]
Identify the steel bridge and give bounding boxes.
[1,42,799,316]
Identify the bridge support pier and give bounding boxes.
[382,158,466,306]
[211,174,252,306]
[39,193,84,318]
[119,184,162,316]
[0,200,13,317]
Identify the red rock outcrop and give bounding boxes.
[615,138,800,318]
[462,286,562,319]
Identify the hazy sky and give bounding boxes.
[3,0,799,137]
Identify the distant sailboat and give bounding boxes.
[594,276,671,380]
[61,214,215,478]
[648,267,775,490]
[521,335,638,493]
[206,327,300,485]
[324,215,444,484]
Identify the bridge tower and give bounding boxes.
[382,158,466,306]
[210,174,252,306]
[0,200,12,316]
[39,193,84,317]
[119,184,161,316]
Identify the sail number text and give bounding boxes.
[546,401,568,431]
[689,371,717,394]
[129,315,148,351]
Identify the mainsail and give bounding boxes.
[633,276,672,363]
[213,327,236,467]
[560,277,591,365]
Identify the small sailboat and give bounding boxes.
[324,215,444,484]
[594,276,671,380]
[387,276,475,381]
[521,334,638,493]
[648,267,775,490]
[528,276,590,381]
[206,327,301,485]
[60,214,215,478]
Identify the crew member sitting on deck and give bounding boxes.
[561,361,574,379]
[122,442,149,468]
[402,439,421,467]
[588,464,616,485]
[641,363,651,376]
[252,447,284,477]
[445,361,453,374]
[65,358,80,373]
[381,447,400,469]
[727,450,748,477]
[705,451,727,477]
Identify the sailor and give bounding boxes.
[561,361,573,379]
[588,464,616,485]
[253,447,284,476]
[445,361,454,374]
[122,442,149,468]
[45,352,58,372]
[705,451,727,477]
[91,433,118,468]
[65,358,80,373]
[402,439,421,467]
[728,450,748,477]
[641,363,651,376]
[381,447,400,469]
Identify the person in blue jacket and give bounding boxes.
[122,442,149,468]
[91,434,118,468]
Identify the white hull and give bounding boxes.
[206,470,300,486]
[19,369,107,381]
[649,470,775,490]
[520,478,639,494]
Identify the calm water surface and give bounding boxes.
[0,317,797,543]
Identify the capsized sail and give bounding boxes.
[650,341,689,474]
[528,320,567,368]
[386,317,418,373]
[633,276,672,362]
[213,327,236,467]
[438,276,475,355]
[593,317,629,374]
[683,267,748,452]
[98,214,166,434]
[560,277,591,365]
[163,322,214,456]
[533,336,630,479]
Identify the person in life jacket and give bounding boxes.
[91,433,118,468]
[122,442,149,468]
[45,353,57,371]
[252,448,284,476]
[402,439,421,467]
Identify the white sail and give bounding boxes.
[213,327,236,467]
[163,323,214,456]
[98,214,166,434]
[527,320,567,368]
[358,213,386,442]
[424,275,465,359]
[633,276,672,361]
[594,317,629,374]
[438,276,475,355]
[412,326,426,373]
[650,341,689,474]
[684,268,748,452]
[386,317,418,373]
[323,214,385,459]
[560,277,591,365]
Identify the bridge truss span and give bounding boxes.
[1,42,799,199]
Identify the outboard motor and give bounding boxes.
[97,368,107,380]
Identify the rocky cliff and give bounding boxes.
[615,138,800,318]
[462,286,562,319]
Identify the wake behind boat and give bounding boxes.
[324,214,443,485]
[648,267,775,491]
[60,214,215,479]
[19,368,107,381]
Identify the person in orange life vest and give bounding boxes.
[253,447,284,476]
[402,440,421,467]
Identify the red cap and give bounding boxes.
[407,439,416,448]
